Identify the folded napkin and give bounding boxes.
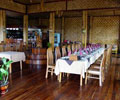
[79,50,83,56]
[68,51,71,56]
[65,60,73,65]
[85,49,88,54]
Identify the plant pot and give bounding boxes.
[0,82,9,95]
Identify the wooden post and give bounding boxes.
[82,11,88,48]
[0,10,6,43]
[118,16,120,53]
[23,15,28,45]
[61,17,65,42]
[49,12,55,49]
[89,17,93,43]
[41,0,44,11]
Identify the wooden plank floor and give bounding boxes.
[0,56,120,100]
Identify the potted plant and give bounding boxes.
[0,57,13,95]
[47,42,52,48]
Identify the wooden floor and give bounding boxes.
[0,56,120,100]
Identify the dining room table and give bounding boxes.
[0,51,26,74]
[54,47,105,86]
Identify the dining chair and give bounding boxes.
[0,45,4,52]
[67,45,71,53]
[19,42,24,51]
[45,47,55,78]
[74,43,77,50]
[55,46,61,61]
[78,43,81,49]
[72,43,75,53]
[56,46,68,78]
[12,43,17,51]
[112,44,118,55]
[62,46,67,57]
[93,45,112,74]
[16,43,20,51]
[106,45,112,68]
[5,44,11,51]
[85,50,106,86]
[76,43,81,51]
[10,44,14,51]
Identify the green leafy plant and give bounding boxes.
[47,42,52,48]
[0,57,13,85]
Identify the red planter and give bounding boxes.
[0,82,9,95]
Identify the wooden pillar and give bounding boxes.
[118,16,120,53]
[61,17,65,42]
[0,10,6,43]
[23,15,28,45]
[89,17,93,43]
[41,0,44,11]
[49,12,55,48]
[82,11,88,48]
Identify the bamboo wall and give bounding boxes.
[64,17,82,42]
[28,17,82,42]
[90,16,119,45]
[29,19,39,27]
[39,19,49,28]
[29,18,61,33]
[29,18,49,32]
[55,18,62,33]
[7,17,22,26]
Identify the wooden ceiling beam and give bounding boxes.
[68,0,120,11]
[27,1,66,13]
[13,0,69,5]
[0,0,26,13]
[27,0,120,14]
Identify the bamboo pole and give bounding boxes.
[82,11,88,48]
[49,12,55,49]
[0,10,6,43]
[61,17,65,42]
[23,15,28,45]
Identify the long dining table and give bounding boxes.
[54,48,105,86]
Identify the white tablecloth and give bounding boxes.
[0,51,26,62]
[55,48,104,78]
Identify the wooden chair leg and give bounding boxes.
[57,75,59,81]
[99,74,102,86]
[80,75,83,86]
[52,69,54,76]
[67,73,69,78]
[51,69,53,76]
[62,73,65,77]
[102,70,105,82]
[45,67,48,78]
[85,72,88,84]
